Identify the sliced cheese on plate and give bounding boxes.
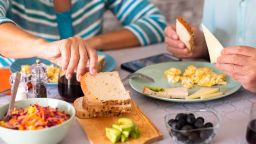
[186,87,219,100]
[200,91,224,100]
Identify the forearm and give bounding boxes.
[0,23,46,58]
[86,29,140,50]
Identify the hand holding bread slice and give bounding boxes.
[176,16,194,51]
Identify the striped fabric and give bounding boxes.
[0,0,167,67]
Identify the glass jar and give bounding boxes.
[10,73,29,101]
[58,73,83,102]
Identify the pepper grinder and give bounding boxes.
[31,59,48,98]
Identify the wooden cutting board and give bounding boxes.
[77,101,163,144]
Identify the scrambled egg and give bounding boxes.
[46,65,62,83]
[164,65,227,88]
[20,65,31,74]
[164,68,181,83]
[20,64,61,83]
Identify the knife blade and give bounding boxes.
[202,24,224,63]
[122,73,155,83]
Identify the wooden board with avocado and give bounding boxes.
[76,101,163,144]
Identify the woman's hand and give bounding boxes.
[216,46,256,93]
[164,25,208,59]
[37,36,98,81]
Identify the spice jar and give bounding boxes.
[10,73,30,101]
[31,59,48,98]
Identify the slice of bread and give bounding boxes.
[81,72,131,105]
[83,96,132,113]
[176,16,194,51]
[74,97,127,119]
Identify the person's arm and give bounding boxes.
[86,0,167,50]
[0,23,46,58]
[85,29,139,50]
[0,23,97,80]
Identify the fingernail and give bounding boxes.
[66,73,71,80]
[90,68,97,75]
[77,75,81,82]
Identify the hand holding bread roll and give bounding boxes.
[165,16,208,59]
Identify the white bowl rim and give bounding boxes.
[0,98,75,133]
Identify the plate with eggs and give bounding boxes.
[129,61,241,103]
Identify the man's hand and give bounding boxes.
[164,25,208,59]
[216,46,256,93]
[38,36,98,81]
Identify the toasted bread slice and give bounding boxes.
[176,16,194,51]
[81,72,131,105]
[74,97,127,119]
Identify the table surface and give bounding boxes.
[0,43,255,144]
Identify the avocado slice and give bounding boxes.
[112,124,123,132]
[105,128,121,143]
[121,134,128,142]
[131,127,140,139]
[122,130,130,138]
[144,86,164,92]
[118,118,134,126]
[112,124,135,132]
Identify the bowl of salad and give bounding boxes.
[0,98,75,144]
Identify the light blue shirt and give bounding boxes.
[203,0,256,47]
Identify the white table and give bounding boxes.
[0,43,255,144]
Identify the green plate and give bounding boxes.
[129,61,241,103]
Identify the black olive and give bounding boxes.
[194,117,204,128]
[186,113,196,124]
[204,122,214,128]
[181,125,193,136]
[171,120,182,130]
[179,118,187,127]
[175,113,187,121]
[176,133,187,142]
[188,132,200,141]
[168,119,176,127]
[197,117,205,123]
[200,129,213,140]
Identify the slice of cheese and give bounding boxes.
[202,24,224,63]
[200,91,224,100]
[186,87,219,100]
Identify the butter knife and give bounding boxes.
[202,24,224,63]
[3,72,21,121]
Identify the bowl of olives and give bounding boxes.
[165,109,220,144]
